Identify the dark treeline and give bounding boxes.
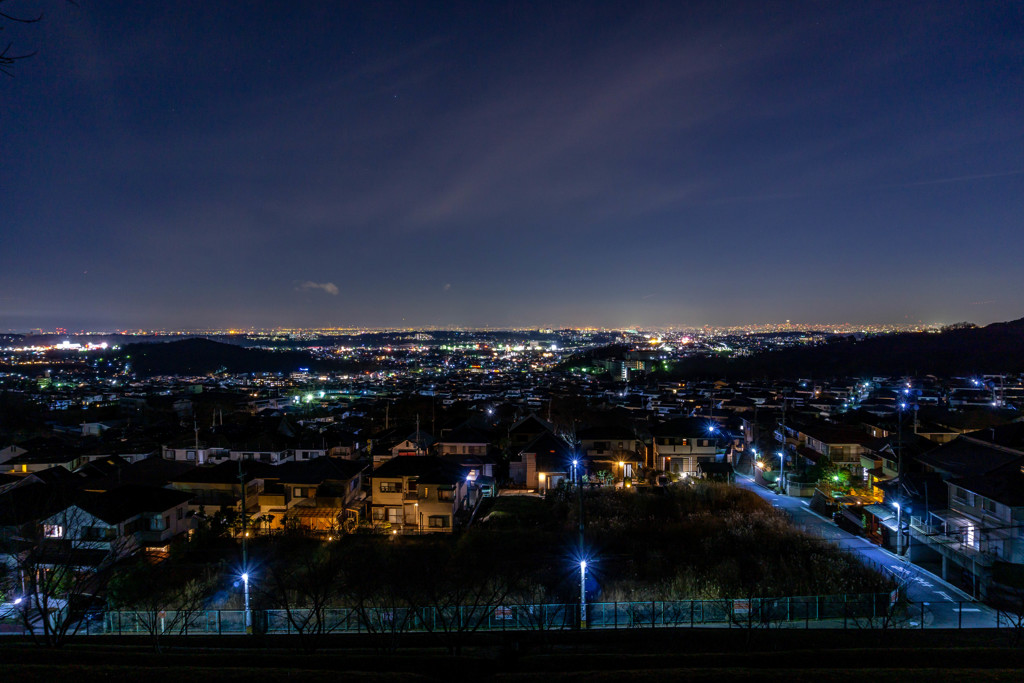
[662,318,1024,380]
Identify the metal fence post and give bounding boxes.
[958,602,962,629]
[920,602,925,629]
[690,601,694,628]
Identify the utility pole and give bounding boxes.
[578,461,584,549]
[897,403,905,478]
[895,502,903,556]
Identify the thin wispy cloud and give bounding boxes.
[297,281,339,296]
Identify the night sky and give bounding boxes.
[3,1,1023,330]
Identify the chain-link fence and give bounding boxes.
[85,592,1009,635]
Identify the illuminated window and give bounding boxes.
[44,524,64,538]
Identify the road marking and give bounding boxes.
[935,591,954,602]
[952,608,981,612]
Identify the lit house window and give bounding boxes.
[44,524,64,538]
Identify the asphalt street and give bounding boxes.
[735,473,1001,628]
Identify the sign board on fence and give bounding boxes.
[495,606,513,620]
[733,599,750,614]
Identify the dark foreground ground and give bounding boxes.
[2,628,1024,682]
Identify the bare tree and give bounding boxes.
[0,0,44,77]
[107,559,217,652]
[259,536,346,652]
[406,534,536,654]
[13,503,122,647]
[340,540,416,653]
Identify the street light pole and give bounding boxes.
[777,451,786,495]
[242,572,251,632]
[238,459,251,633]
[579,559,587,629]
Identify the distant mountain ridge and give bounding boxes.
[664,316,1024,379]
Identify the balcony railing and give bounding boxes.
[907,521,997,567]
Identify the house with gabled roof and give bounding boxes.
[38,484,193,561]
[258,458,368,533]
[509,432,575,491]
[577,425,644,483]
[651,417,723,478]
[369,456,470,534]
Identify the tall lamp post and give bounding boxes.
[579,559,588,629]
[777,451,786,494]
[241,572,251,632]
[238,459,251,634]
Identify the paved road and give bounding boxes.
[735,473,1000,628]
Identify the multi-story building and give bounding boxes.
[369,456,471,533]
[651,417,724,478]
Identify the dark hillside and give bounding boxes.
[664,318,1024,379]
[120,338,358,376]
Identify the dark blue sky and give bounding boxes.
[3,1,1022,330]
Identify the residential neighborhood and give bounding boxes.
[1,330,1024,644]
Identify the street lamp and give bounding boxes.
[579,559,588,629]
[572,459,578,485]
[241,571,251,633]
[777,451,785,494]
[893,502,902,556]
